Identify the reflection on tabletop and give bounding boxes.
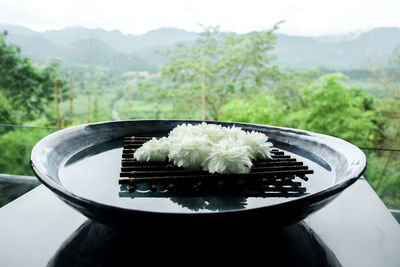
[48,219,341,267]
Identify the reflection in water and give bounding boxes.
[170,196,248,211]
[118,188,249,211]
[48,219,342,267]
[118,179,307,211]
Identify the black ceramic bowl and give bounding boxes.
[30,120,366,229]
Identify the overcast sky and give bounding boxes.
[0,0,399,36]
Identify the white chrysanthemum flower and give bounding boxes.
[168,123,195,139]
[133,137,169,162]
[223,125,247,141]
[239,131,273,160]
[194,122,225,143]
[203,138,253,174]
[168,136,211,170]
[134,122,274,174]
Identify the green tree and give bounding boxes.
[0,31,67,128]
[220,94,287,126]
[364,150,400,209]
[285,73,379,147]
[0,124,52,175]
[140,23,282,120]
[221,73,380,148]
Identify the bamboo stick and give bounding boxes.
[121,160,302,168]
[119,169,313,180]
[120,165,308,173]
[201,61,206,120]
[126,85,130,120]
[54,68,60,128]
[59,77,64,128]
[69,72,73,125]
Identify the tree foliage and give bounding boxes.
[0,125,51,175]
[220,94,286,126]
[287,74,380,146]
[140,23,282,120]
[0,31,67,127]
[364,150,400,208]
[222,74,380,147]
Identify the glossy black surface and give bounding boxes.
[30,120,367,227]
[47,219,341,267]
[1,179,399,266]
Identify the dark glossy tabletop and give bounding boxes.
[0,177,399,267]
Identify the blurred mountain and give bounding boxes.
[1,24,399,72]
[276,27,400,69]
[0,24,37,36]
[63,38,157,72]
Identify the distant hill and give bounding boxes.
[0,24,160,73]
[1,24,399,72]
[276,27,400,70]
[39,26,198,52]
[64,38,157,73]
[4,33,63,63]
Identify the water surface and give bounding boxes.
[59,139,335,214]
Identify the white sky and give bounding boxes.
[0,0,399,36]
